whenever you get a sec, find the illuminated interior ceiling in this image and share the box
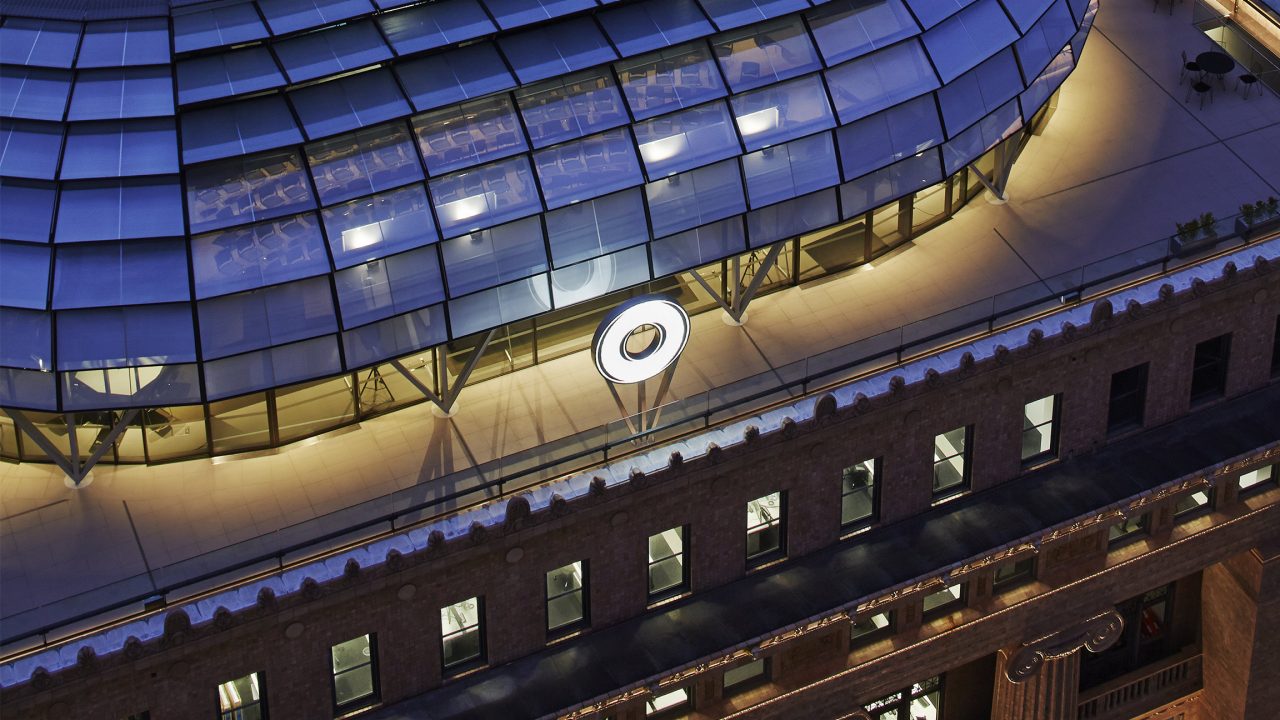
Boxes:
[0,0,1095,431]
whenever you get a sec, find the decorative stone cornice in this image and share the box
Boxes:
[1005,609,1125,682]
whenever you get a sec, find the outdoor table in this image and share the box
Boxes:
[1196,51,1235,83]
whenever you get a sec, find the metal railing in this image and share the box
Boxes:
[2,214,1274,652]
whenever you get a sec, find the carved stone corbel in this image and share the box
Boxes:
[1005,609,1125,682]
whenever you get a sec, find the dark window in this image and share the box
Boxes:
[217,672,266,720]
[1239,464,1277,495]
[1021,395,1059,463]
[841,458,879,529]
[922,583,965,617]
[993,556,1036,592]
[1271,315,1279,377]
[862,675,943,718]
[648,526,688,601]
[645,686,692,717]
[850,609,894,644]
[746,492,785,565]
[932,426,971,497]
[1108,513,1148,546]
[1107,363,1148,433]
[441,597,484,670]
[547,560,588,634]
[1190,334,1231,404]
[1173,488,1213,518]
[722,658,770,694]
[331,634,378,711]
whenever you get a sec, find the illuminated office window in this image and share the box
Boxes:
[1239,465,1277,495]
[932,426,971,497]
[547,560,587,634]
[746,491,785,564]
[841,458,879,529]
[922,583,964,617]
[1021,395,1059,462]
[1173,488,1212,518]
[863,675,943,719]
[1109,513,1148,546]
[331,635,378,711]
[217,672,265,720]
[441,597,484,669]
[648,526,687,600]
[850,610,893,643]
[646,686,691,717]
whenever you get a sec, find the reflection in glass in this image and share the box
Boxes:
[533,128,642,208]
[616,43,726,120]
[413,95,527,175]
[306,122,422,205]
[516,68,628,148]
[713,16,821,92]
[192,213,328,299]
[186,150,314,234]
[806,0,920,66]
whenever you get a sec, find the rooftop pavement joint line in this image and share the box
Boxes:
[1,234,1276,689]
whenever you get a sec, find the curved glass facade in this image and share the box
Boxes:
[0,0,1097,463]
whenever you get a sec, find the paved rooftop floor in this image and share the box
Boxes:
[3,0,1280,637]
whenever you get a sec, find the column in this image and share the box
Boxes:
[990,610,1124,720]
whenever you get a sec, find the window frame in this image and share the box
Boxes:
[862,674,944,719]
[546,559,589,637]
[722,657,771,695]
[1107,362,1149,434]
[647,525,689,603]
[1020,393,1061,465]
[216,671,267,720]
[745,491,787,567]
[1189,333,1231,405]
[1108,512,1149,547]
[932,425,972,498]
[849,608,895,645]
[992,556,1037,593]
[440,596,486,673]
[330,633,379,714]
[645,684,694,718]
[922,582,967,619]
[1172,487,1214,520]
[1238,464,1278,496]
[840,457,880,532]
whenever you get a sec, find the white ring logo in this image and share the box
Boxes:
[592,296,690,385]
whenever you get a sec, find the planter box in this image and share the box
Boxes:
[1234,213,1280,239]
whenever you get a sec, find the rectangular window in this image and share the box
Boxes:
[1190,334,1231,404]
[723,658,770,694]
[863,675,943,719]
[331,635,377,711]
[1107,363,1148,433]
[547,560,587,634]
[922,583,965,617]
[850,609,893,643]
[648,526,688,600]
[932,426,971,497]
[1173,488,1212,519]
[841,458,879,529]
[993,557,1036,592]
[441,597,484,670]
[217,672,265,720]
[746,491,785,564]
[1108,513,1148,546]
[1239,464,1277,495]
[1021,395,1059,463]
[646,686,692,717]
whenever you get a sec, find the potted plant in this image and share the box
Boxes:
[1235,196,1280,237]
[1175,218,1200,247]
[1198,211,1217,240]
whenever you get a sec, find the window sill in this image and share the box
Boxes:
[335,700,381,719]
[839,521,876,540]
[441,659,488,680]
[930,488,968,506]
[1020,453,1059,471]
[746,554,787,573]
[647,590,690,610]
[546,626,587,646]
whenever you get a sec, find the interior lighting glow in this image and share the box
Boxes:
[341,223,382,253]
[736,107,779,136]
[592,296,690,385]
[638,134,690,164]
[439,193,493,223]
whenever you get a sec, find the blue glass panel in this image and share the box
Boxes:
[825,39,939,124]
[55,178,184,242]
[0,366,58,408]
[342,304,448,367]
[52,239,189,308]
[0,308,52,370]
[616,43,726,121]
[181,95,303,164]
[57,304,197,370]
[741,132,839,207]
[731,74,835,151]
[634,101,739,177]
[712,16,820,93]
[68,67,173,120]
[645,158,745,237]
[258,0,374,35]
[204,335,340,399]
[0,179,56,241]
[62,361,202,410]
[535,128,643,209]
[651,217,745,275]
[198,276,338,359]
[322,184,438,269]
[274,21,391,84]
[1015,0,1076,83]
[937,48,1023,136]
[412,95,528,175]
[0,66,72,121]
[745,188,838,247]
[545,188,649,267]
[498,17,617,84]
[428,155,541,237]
[396,43,515,112]
[0,241,50,309]
[1001,0,1055,32]
[447,274,550,336]
[174,3,269,53]
[836,94,943,180]
[290,69,411,140]
[482,0,596,29]
[335,245,446,326]
[1020,46,1072,119]
[598,0,714,57]
[176,47,285,105]
[377,0,494,55]
[186,150,316,234]
[941,98,1021,173]
[550,245,651,308]
[77,19,169,68]
[0,19,81,68]
[192,213,330,299]
[805,0,921,66]
[697,0,808,31]
[440,215,547,296]
[839,148,942,217]
[516,69,628,149]
[0,119,63,180]
[904,0,976,28]
[306,122,423,205]
[61,119,178,179]
[922,0,1019,83]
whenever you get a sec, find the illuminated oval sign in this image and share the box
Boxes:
[592,296,690,384]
